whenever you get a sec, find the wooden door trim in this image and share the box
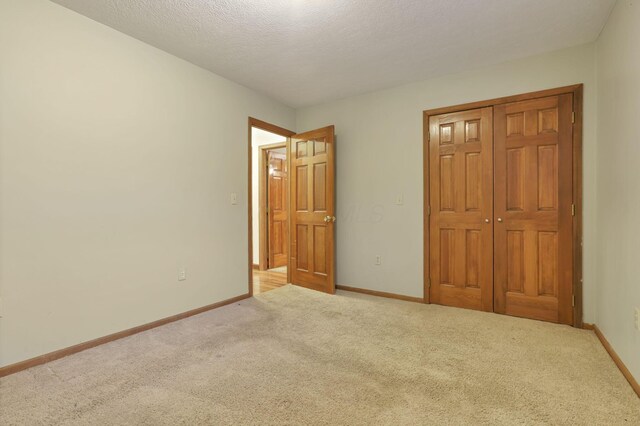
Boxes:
[336,285,425,304]
[571,88,584,329]
[423,84,582,117]
[422,84,584,327]
[0,293,250,378]
[584,323,640,398]
[258,142,287,271]
[248,118,295,296]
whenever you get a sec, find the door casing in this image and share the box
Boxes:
[422,84,584,327]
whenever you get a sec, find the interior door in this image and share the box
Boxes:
[289,126,335,294]
[429,108,494,311]
[267,150,288,268]
[494,94,573,324]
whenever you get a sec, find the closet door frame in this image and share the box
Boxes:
[422,84,584,328]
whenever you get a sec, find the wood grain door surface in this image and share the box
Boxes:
[429,107,494,311]
[267,150,288,268]
[428,94,574,324]
[290,126,335,294]
[494,94,574,324]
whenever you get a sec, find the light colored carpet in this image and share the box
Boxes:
[1,285,638,425]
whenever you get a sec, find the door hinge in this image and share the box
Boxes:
[427,132,431,142]
[427,278,431,288]
[572,111,575,124]
[571,204,576,216]
[572,295,575,307]
[427,205,431,216]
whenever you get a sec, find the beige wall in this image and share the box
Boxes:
[0,0,295,367]
[296,44,598,321]
[595,0,640,382]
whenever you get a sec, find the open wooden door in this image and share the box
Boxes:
[267,150,288,268]
[289,126,335,294]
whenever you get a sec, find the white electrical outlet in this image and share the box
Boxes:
[230,192,238,205]
[178,268,187,281]
[635,307,640,331]
[395,193,404,205]
[375,255,382,266]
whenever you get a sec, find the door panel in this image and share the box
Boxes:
[290,126,335,293]
[267,150,288,268]
[429,108,493,311]
[494,94,573,324]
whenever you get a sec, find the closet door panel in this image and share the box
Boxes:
[494,95,573,324]
[429,107,494,312]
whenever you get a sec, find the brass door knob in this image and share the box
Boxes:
[485,219,490,223]
[497,218,503,223]
[324,215,337,223]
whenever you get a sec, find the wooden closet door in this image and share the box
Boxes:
[429,108,494,311]
[494,94,573,324]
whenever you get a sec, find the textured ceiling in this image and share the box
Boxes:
[51,0,615,107]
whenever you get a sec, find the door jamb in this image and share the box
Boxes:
[258,142,288,271]
[248,118,295,296]
[422,84,584,327]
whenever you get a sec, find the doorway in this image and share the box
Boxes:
[249,120,294,295]
[423,85,584,327]
[255,142,289,295]
[248,118,337,297]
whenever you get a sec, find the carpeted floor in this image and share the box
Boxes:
[1,285,638,425]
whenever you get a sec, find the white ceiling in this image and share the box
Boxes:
[51,0,615,108]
